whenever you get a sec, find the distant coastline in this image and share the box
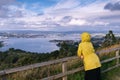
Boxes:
[0,30,120,53]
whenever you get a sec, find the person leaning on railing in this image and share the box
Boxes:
[77,32,101,80]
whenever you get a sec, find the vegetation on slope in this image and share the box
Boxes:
[102,66,120,80]
[0,30,120,80]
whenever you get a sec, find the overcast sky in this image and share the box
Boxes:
[0,0,120,31]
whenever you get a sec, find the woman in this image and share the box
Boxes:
[77,32,101,80]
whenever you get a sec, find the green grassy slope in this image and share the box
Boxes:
[102,66,120,80]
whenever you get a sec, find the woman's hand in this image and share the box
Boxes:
[80,55,84,59]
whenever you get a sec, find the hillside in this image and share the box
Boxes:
[102,66,120,80]
[0,43,120,80]
[0,30,120,80]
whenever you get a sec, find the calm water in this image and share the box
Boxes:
[0,37,59,53]
[0,33,81,53]
[1,30,118,53]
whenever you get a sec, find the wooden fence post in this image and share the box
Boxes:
[0,71,7,80]
[2,75,7,80]
[62,61,67,80]
[116,50,119,66]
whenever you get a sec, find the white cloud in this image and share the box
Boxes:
[68,19,87,26]
[45,0,80,13]
[0,0,119,31]
[53,0,80,9]
[92,21,109,26]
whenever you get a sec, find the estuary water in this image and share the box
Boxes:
[0,37,59,53]
[0,31,81,53]
[1,30,117,53]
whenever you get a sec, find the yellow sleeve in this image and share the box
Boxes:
[77,44,82,57]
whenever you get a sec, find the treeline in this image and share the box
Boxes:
[0,44,77,70]
[0,48,57,70]
[0,30,120,70]
[0,41,78,70]
[101,30,120,47]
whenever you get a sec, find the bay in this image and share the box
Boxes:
[1,30,118,53]
[0,37,59,53]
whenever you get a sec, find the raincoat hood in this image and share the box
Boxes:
[81,32,91,42]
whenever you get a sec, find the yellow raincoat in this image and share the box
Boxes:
[77,32,101,71]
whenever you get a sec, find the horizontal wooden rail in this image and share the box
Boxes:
[41,67,84,80]
[0,56,78,76]
[96,46,120,54]
[102,64,120,73]
[0,47,120,80]
[42,55,120,80]
[101,56,120,63]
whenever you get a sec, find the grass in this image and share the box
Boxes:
[0,44,120,80]
[102,66,120,80]
[0,54,119,80]
[68,71,84,80]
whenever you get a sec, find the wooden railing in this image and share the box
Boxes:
[0,47,120,80]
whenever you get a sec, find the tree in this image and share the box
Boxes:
[102,30,116,47]
[59,41,77,57]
